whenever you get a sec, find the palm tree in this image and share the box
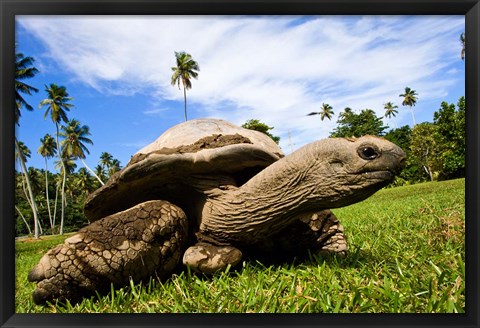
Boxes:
[307,103,334,121]
[15,141,41,237]
[15,140,31,164]
[15,52,39,124]
[460,32,465,61]
[16,141,32,204]
[94,164,107,184]
[171,51,200,121]
[99,152,113,171]
[39,83,73,235]
[338,107,353,120]
[384,102,399,129]
[108,158,122,177]
[399,87,418,126]
[76,168,95,195]
[38,134,57,231]
[60,119,104,185]
[26,167,43,197]
[15,52,41,238]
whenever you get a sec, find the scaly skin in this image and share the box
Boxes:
[28,200,187,305]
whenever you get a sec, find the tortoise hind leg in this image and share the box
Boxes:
[28,200,188,305]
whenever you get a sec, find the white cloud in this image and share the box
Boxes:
[143,107,171,116]
[18,15,464,153]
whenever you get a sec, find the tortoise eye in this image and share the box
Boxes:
[358,146,379,160]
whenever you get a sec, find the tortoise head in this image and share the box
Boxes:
[289,135,406,208]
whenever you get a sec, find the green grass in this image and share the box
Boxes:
[16,178,465,313]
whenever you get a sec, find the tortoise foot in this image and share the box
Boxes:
[183,243,242,274]
[306,210,349,256]
[28,200,188,305]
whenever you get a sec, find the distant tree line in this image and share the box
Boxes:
[15,51,123,238]
[15,153,122,237]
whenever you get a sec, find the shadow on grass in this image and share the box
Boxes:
[237,244,381,272]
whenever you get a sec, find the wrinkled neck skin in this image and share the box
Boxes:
[200,137,403,245]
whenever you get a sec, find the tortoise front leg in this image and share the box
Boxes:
[182,243,243,274]
[250,209,348,260]
[303,209,349,256]
[27,200,188,305]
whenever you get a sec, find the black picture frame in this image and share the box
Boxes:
[1,0,479,327]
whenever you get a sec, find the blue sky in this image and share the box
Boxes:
[15,15,465,172]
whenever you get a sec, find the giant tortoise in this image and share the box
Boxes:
[28,118,406,304]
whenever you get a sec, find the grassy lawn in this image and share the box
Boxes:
[15,178,465,313]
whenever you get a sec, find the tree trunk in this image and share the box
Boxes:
[423,165,434,181]
[409,107,416,126]
[15,138,40,239]
[15,205,32,236]
[183,85,188,121]
[53,180,59,233]
[44,158,54,230]
[80,158,104,185]
[55,123,67,235]
[60,169,66,235]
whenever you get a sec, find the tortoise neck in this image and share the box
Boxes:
[199,143,339,244]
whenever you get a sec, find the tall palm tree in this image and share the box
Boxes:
[460,32,465,61]
[307,103,334,121]
[39,83,73,235]
[15,51,41,238]
[38,134,57,230]
[171,51,200,121]
[60,119,104,185]
[15,52,39,124]
[399,87,418,126]
[384,102,399,129]
[15,140,31,164]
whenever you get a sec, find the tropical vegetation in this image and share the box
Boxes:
[242,119,280,144]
